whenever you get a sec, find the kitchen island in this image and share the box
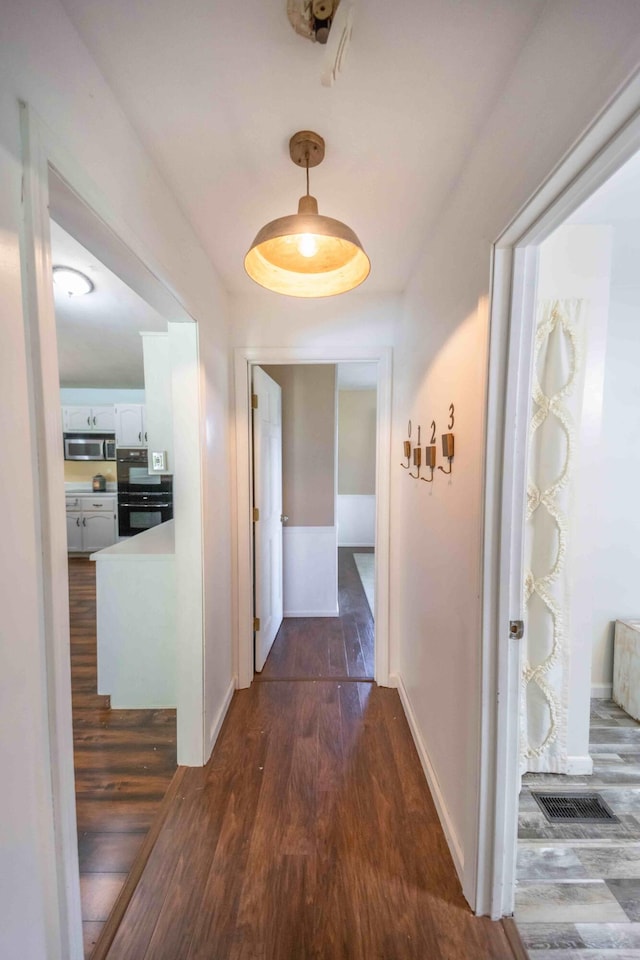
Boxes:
[91,520,176,708]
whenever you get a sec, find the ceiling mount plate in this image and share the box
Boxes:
[289,130,325,168]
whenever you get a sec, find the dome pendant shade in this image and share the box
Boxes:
[244,133,370,298]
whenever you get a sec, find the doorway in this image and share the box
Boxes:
[20,107,206,959]
[234,347,392,691]
[479,83,640,924]
[252,362,377,681]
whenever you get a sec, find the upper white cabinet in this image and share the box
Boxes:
[141,333,173,474]
[62,404,116,433]
[114,404,146,447]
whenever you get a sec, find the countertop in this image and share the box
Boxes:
[65,483,117,494]
[90,520,174,561]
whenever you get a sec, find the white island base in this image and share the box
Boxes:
[91,520,176,709]
[613,618,640,723]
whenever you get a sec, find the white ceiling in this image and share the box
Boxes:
[51,220,166,387]
[58,0,545,295]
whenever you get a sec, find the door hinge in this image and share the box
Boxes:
[251,393,258,409]
[253,617,261,632]
[253,507,260,522]
[509,620,524,640]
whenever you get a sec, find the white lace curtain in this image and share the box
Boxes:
[521,298,587,773]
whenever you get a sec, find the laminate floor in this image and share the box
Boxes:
[516,699,640,957]
[257,547,374,681]
[105,679,514,960]
[69,558,177,957]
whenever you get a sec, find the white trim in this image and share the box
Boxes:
[234,346,392,689]
[592,683,613,700]
[20,100,83,960]
[394,673,464,883]
[565,755,594,775]
[479,71,640,920]
[284,609,340,618]
[206,678,236,757]
[338,543,375,548]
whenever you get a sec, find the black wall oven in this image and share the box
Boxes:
[116,448,173,538]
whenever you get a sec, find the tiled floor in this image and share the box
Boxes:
[516,699,640,958]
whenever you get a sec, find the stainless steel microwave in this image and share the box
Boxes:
[63,435,116,461]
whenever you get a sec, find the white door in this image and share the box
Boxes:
[252,366,283,672]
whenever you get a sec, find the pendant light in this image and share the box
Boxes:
[244,131,370,298]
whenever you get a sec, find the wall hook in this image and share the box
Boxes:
[401,439,411,469]
[409,445,422,479]
[421,445,436,483]
[437,433,454,475]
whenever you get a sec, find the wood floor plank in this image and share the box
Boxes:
[68,557,177,957]
[106,680,514,960]
[257,548,375,681]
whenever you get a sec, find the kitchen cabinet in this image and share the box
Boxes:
[65,495,117,553]
[114,404,147,447]
[62,405,116,432]
[66,512,83,552]
[141,333,173,473]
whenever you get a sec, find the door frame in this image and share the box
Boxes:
[19,103,207,956]
[478,72,640,919]
[234,346,392,689]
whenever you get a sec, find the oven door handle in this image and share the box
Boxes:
[119,502,172,508]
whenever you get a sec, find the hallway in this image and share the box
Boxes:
[102,548,515,959]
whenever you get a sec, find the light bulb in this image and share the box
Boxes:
[297,234,318,258]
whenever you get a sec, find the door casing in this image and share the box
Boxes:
[478,70,640,919]
[234,347,393,690]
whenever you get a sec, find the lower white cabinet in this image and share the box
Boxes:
[65,496,117,553]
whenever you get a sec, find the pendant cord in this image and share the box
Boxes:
[305,156,310,196]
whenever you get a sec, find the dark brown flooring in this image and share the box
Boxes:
[105,681,513,960]
[103,546,513,959]
[257,547,374,681]
[69,558,177,957]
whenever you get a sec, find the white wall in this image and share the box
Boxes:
[537,224,613,765]
[591,223,640,694]
[390,1,640,904]
[0,1,231,955]
[60,387,145,404]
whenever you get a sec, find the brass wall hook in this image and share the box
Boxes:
[437,433,454,475]
[409,445,422,479]
[421,445,436,483]
[401,439,411,469]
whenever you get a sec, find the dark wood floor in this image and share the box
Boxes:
[257,547,375,680]
[105,680,513,959]
[69,558,177,957]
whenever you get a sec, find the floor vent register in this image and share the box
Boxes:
[532,792,619,823]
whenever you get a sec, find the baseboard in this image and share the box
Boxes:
[526,754,593,775]
[338,541,375,548]
[394,672,465,885]
[206,678,236,760]
[566,754,594,775]
[284,608,339,617]
[592,683,612,699]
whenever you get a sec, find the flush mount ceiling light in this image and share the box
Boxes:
[52,265,94,296]
[244,130,370,298]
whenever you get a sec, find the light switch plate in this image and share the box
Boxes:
[151,450,167,471]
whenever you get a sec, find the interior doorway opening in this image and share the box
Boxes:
[480,78,640,927]
[20,105,206,959]
[233,347,392,691]
[252,362,378,681]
